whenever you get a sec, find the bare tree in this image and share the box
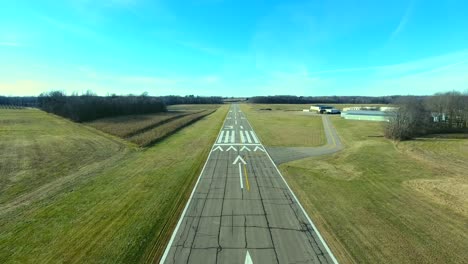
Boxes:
[385,97,429,140]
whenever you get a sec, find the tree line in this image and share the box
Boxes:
[385,91,468,140]
[1,92,224,122]
[160,95,223,105]
[0,96,37,107]
[248,95,404,104]
[37,91,167,122]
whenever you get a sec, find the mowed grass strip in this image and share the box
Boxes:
[279,117,468,263]
[86,111,190,138]
[240,104,325,147]
[0,108,126,206]
[0,105,228,263]
[128,109,216,146]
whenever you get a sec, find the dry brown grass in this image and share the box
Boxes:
[0,106,228,263]
[86,112,190,138]
[128,110,216,146]
[278,118,468,263]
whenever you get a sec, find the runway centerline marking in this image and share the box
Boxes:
[244,164,250,191]
[238,163,243,189]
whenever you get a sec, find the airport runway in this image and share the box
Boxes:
[160,104,338,264]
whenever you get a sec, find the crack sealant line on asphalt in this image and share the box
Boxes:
[160,106,230,264]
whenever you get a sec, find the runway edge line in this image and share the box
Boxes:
[159,107,229,264]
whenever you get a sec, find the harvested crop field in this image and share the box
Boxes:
[87,112,190,138]
[88,108,217,146]
[127,109,216,146]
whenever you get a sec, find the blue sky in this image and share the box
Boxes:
[1,0,467,96]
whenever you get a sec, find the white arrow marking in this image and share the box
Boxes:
[240,125,244,129]
[254,146,265,152]
[245,251,253,264]
[226,146,237,151]
[232,155,247,165]
[212,146,223,152]
[240,146,251,152]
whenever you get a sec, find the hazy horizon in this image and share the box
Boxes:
[1,0,468,97]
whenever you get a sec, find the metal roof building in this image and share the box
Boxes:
[341,110,395,122]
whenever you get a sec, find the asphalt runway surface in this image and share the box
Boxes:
[161,104,338,264]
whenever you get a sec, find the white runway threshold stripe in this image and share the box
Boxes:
[230,131,235,143]
[244,130,252,143]
[249,131,259,143]
[240,130,245,143]
[224,130,230,143]
[217,130,225,143]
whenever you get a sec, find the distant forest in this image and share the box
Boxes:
[385,91,468,140]
[0,91,223,122]
[248,95,405,104]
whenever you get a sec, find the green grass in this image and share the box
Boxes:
[279,117,468,263]
[240,104,325,147]
[86,111,189,138]
[0,106,228,263]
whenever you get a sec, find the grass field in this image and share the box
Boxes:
[87,112,190,138]
[278,117,468,263]
[0,108,126,207]
[88,108,217,147]
[240,104,326,147]
[128,109,215,146]
[0,106,228,263]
